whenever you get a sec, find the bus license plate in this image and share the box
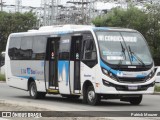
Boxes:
[128,86,138,90]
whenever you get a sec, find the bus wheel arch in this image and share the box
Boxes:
[28,77,35,91]
[28,78,46,99]
[129,95,143,105]
[82,80,100,105]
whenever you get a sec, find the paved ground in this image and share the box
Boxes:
[0,102,160,120]
[0,82,160,120]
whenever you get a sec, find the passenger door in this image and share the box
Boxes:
[70,35,82,94]
[58,35,71,94]
[58,34,83,94]
[47,37,60,89]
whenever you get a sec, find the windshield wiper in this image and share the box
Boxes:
[117,42,126,68]
[120,41,126,60]
[128,45,146,67]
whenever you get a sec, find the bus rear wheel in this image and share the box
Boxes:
[29,81,46,99]
[87,86,100,105]
[129,95,142,105]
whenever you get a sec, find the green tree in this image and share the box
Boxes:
[145,4,160,64]
[92,5,160,65]
[93,6,149,36]
[0,11,37,53]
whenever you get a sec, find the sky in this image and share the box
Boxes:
[2,0,158,10]
[3,0,41,7]
[3,0,121,10]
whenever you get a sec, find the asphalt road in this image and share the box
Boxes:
[0,82,160,113]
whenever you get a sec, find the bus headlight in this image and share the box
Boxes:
[102,68,117,81]
[148,69,155,79]
[102,68,109,75]
[146,69,155,81]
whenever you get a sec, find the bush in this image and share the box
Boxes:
[0,74,5,81]
[155,85,160,92]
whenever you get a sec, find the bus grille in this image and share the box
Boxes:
[118,77,146,83]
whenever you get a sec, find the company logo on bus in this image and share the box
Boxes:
[21,68,43,75]
[27,68,35,74]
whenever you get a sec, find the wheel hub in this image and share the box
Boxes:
[31,85,36,96]
[88,91,95,102]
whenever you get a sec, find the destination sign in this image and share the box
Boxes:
[98,35,137,42]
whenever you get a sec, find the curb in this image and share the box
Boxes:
[0,99,85,111]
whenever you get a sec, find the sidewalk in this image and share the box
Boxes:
[153,92,160,95]
[0,81,5,83]
[0,101,110,120]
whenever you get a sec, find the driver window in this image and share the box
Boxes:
[83,39,97,60]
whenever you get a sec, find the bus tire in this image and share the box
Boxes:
[29,81,46,99]
[87,86,100,105]
[129,95,142,105]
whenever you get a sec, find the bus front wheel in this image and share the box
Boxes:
[29,81,46,99]
[87,86,100,105]
[129,95,142,105]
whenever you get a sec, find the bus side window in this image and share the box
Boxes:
[20,36,33,60]
[83,39,97,60]
[32,36,47,60]
[8,37,21,60]
[82,33,97,68]
[59,35,71,60]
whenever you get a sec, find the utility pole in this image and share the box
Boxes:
[15,0,22,12]
[81,0,84,24]
[44,0,47,26]
[1,0,3,11]
[51,0,54,25]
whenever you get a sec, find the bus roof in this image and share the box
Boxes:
[38,24,136,32]
[10,24,137,37]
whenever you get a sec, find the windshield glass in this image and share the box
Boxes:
[96,31,152,65]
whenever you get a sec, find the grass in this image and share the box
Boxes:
[0,74,5,81]
[155,85,160,92]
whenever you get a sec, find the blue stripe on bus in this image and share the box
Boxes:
[93,27,109,31]
[136,75,145,78]
[58,60,69,86]
[100,59,121,75]
[17,76,36,80]
[100,60,146,78]
[55,31,73,35]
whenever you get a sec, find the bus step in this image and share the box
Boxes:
[49,86,59,89]
[47,89,59,94]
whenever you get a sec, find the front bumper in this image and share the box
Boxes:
[98,77,155,94]
[102,79,155,91]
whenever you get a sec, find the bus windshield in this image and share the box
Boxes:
[95,31,153,66]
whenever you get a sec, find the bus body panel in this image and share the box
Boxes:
[5,25,155,103]
[58,60,70,94]
[35,80,46,92]
[69,61,74,94]
[44,61,49,89]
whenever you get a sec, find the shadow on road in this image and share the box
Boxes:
[12,94,140,107]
